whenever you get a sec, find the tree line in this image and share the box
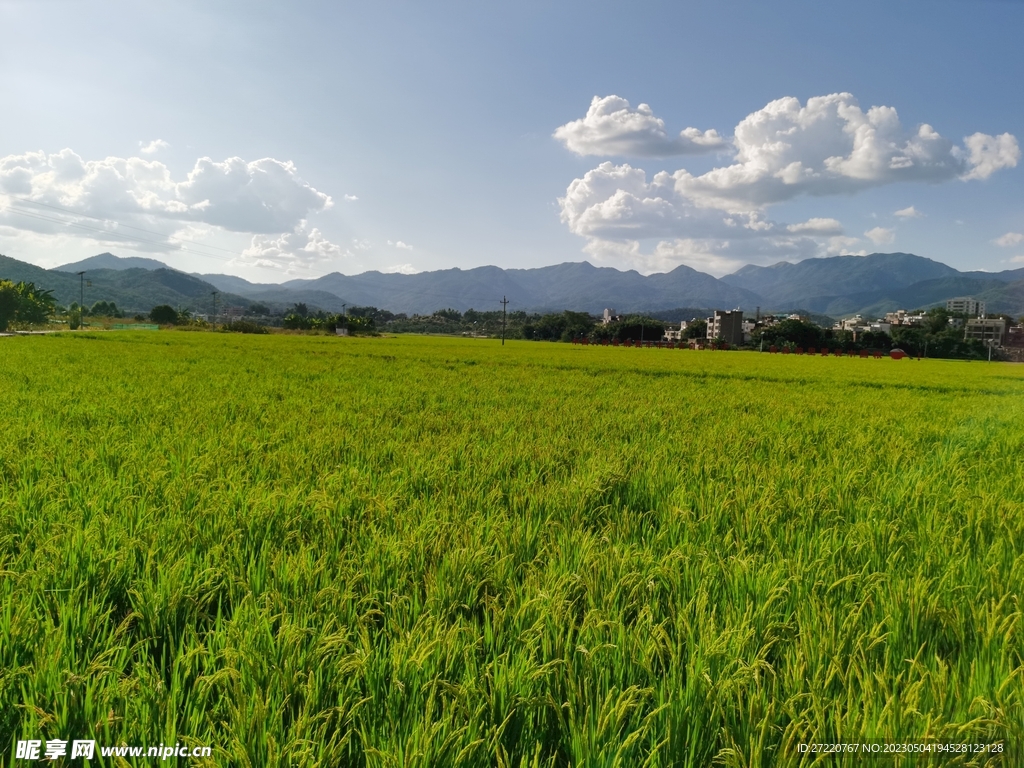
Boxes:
[3,284,1018,361]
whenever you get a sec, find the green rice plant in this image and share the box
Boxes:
[1,332,1022,766]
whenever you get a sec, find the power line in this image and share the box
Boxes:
[8,196,245,256]
[2,204,241,264]
[2,196,522,311]
[1,195,296,277]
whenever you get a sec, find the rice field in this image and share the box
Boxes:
[2,331,1023,766]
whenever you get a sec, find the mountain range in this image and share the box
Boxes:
[1,250,1022,319]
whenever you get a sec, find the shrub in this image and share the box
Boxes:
[149,305,180,325]
[221,320,269,334]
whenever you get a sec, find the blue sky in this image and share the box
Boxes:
[1,0,1022,280]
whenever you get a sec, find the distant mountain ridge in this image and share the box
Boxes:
[54,252,172,272]
[721,253,1024,315]
[0,254,252,314]
[1,251,1022,318]
[274,261,762,315]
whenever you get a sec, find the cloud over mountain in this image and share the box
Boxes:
[865,226,896,245]
[787,218,844,235]
[1,150,333,234]
[557,92,1019,274]
[236,222,345,273]
[0,148,343,270]
[671,93,1019,211]
[994,232,1024,247]
[554,96,726,157]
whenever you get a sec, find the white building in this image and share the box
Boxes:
[838,315,866,332]
[602,308,622,325]
[947,297,985,317]
[664,319,695,342]
[965,317,1009,345]
[884,310,926,326]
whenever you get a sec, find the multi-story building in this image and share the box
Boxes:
[884,310,905,325]
[664,318,701,342]
[884,310,926,326]
[838,315,866,331]
[706,310,744,346]
[965,317,1010,345]
[947,297,985,317]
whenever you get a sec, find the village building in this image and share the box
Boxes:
[706,310,744,346]
[965,316,1010,345]
[947,297,986,317]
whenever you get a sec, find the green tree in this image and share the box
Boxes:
[149,305,180,325]
[0,280,56,330]
[432,308,462,322]
[283,313,311,330]
[592,315,667,342]
[756,319,826,349]
[922,307,951,335]
[521,311,596,342]
[0,280,18,332]
[685,319,707,339]
[89,300,122,318]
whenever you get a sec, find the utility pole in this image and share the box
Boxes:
[211,291,218,325]
[76,271,85,329]
[500,296,509,345]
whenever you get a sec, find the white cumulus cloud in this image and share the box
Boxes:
[555,92,1017,274]
[894,206,923,218]
[387,239,413,250]
[961,132,1021,180]
[994,232,1024,247]
[558,161,858,274]
[553,95,726,157]
[385,263,419,274]
[174,156,332,233]
[0,149,331,234]
[787,218,844,235]
[139,139,170,155]
[236,221,346,273]
[668,93,1019,212]
[0,148,335,260]
[864,226,895,245]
